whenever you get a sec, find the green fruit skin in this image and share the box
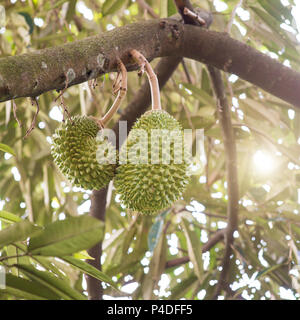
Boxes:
[114,110,191,215]
[51,115,116,190]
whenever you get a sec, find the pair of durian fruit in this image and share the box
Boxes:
[51,51,191,215]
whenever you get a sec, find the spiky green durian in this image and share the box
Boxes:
[114,110,191,215]
[51,115,116,190]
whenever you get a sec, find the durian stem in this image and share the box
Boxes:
[129,49,162,111]
[99,59,128,128]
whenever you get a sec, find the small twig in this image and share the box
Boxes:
[225,75,235,107]
[100,58,128,127]
[12,99,22,127]
[181,102,194,130]
[167,245,188,254]
[23,98,40,139]
[165,229,226,269]
[181,59,193,84]
[54,71,70,103]
[225,0,243,34]
[205,137,212,191]
[88,78,98,90]
[0,253,27,262]
[129,49,161,110]
[165,256,189,269]
[201,211,227,220]
[53,71,73,123]
[232,123,300,166]
[62,96,72,123]
[174,0,201,25]
[136,0,159,19]
[183,7,206,26]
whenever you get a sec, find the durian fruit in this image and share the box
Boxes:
[51,115,116,190]
[114,109,191,215]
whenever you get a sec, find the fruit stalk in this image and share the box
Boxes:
[99,58,128,127]
[129,49,162,111]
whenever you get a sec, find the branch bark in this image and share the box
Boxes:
[0,19,300,108]
[86,188,107,300]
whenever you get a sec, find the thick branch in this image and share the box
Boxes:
[0,19,300,108]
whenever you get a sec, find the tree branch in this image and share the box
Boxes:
[174,1,239,299]
[207,66,239,299]
[165,229,226,269]
[225,0,243,34]
[0,19,300,108]
[86,188,107,300]
[136,0,159,19]
[174,0,204,26]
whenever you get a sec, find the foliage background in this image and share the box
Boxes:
[0,0,300,300]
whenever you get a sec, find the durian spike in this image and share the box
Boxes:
[129,49,161,111]
[100,58,128,127]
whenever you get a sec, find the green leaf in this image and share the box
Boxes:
[3,273,60,300]
[0,220,42,248]
[66,0,77,22]
[73,250,94,260]
[16,263,86,300]
[181,83,215,106]
[62,256,120,291]
[167,0,177,17]
[51,0,69,9]
[181,218,203,282]
[0,210,22,223]
[0,143,15,156]
[142,232,167,299]
[18,12,34,34]
[258,0,292,23]
[28,215,104,256]
[256,263,285,279]
[241,98,280,126]
[102,0,126,16]
[148,217,164,252]
[169,274,198,300]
